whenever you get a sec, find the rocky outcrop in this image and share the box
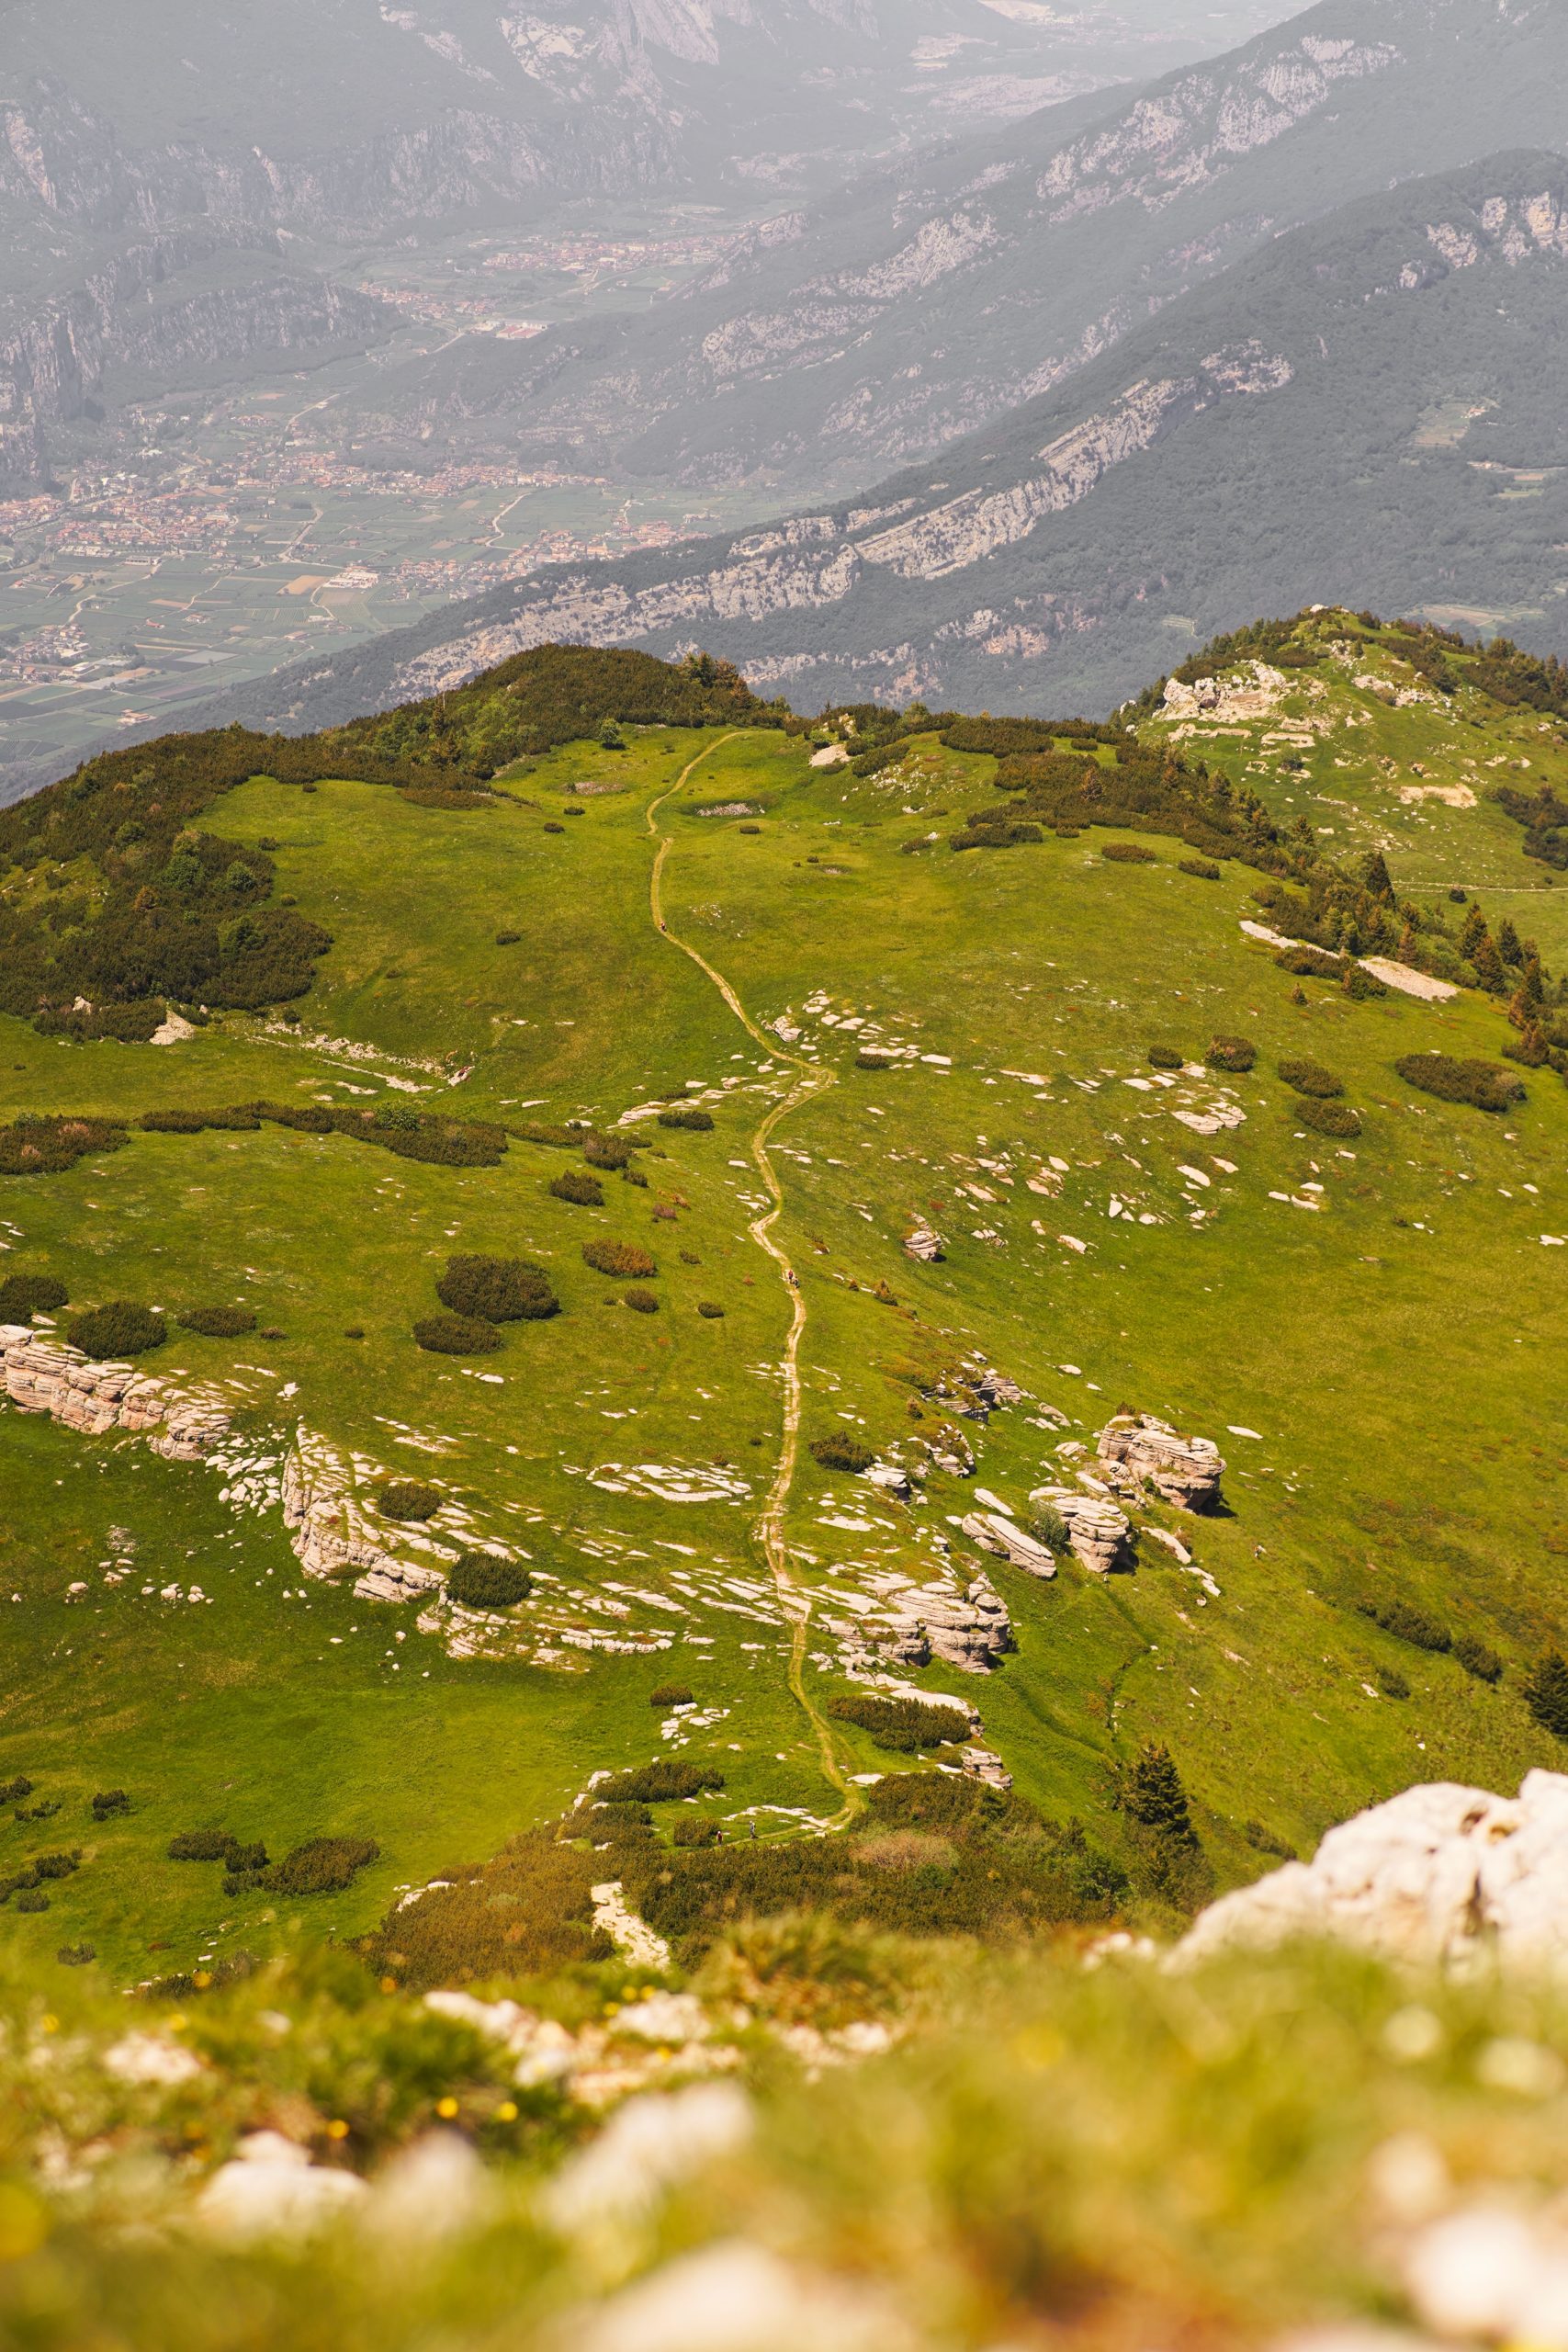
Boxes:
[960,1511,1056,1579]
[961,1746,1013,1792]
[903,1222,944,1263]
[824,1567,1014,1676]
[1,1326,229,1459]
[1179,1773,1568,1973]
[280,1445,444,1599]
[1096,1414,1224,1512]
[1030,1486,1134,1574]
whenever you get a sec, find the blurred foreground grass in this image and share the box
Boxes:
[2,1918,1566,2349]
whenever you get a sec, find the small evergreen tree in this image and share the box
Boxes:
[1122,1743,1198,1849]
[1524,1650,1568,1742]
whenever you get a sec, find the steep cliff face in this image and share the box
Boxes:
[166,153,1568,737]
[367,0,1568,501]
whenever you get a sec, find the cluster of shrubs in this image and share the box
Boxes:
[416,1253,561,1356]
[169,1827,378,1898]
[658,1107,715,1132]
[1277,1057,1342,1099]
[1179,858,1221,881]
[0,1114,128,1178]
[1206,1035,1257,1073]
[0,1851,80,1912]
[67,1302,166,1359]
[0,1272,68,1322]
[1101,842,1157,865]
[827,1694,968,1753]
[950,817,1043,853]
[810,1431,875,1474]
[550,1170,604,1206]
[1356,1595,1503,1682]
[1394,1053,1526,1114]
[133,1100,513,1169]
[91,1789,130,1819]
[649,1682,694,1708]
[1293,1101,1362,1138]
[600,1759,727,1805]
[378,1480,444,1522]
[446,1553,531,1611]
[1276,944,1348,982]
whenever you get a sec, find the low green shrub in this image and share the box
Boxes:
[1206,1035,1257,1073]
[1101,842,1156,864]
[1028,1504,1072,1552]
[1276,945,1347,980]
[1295,1101,1362,1137]
[658,1108,715,1132]
[168,1829,241,1862]
[828,1694,967,1752]
[1278,1058,1343,1099]
[1394,1053,1525,1113]
[1358,1595,1450,1654]
[436,1256,559,1322]
[624,1287,660,1314]
[90,1791,130,1820]
[601,1759,726,1804]
[14,1890,48,1913]
[550,1170,604,1206]
[811,1431,875,1474]
[141,1107,259,1134]
[1454,1634,1504,1685]
[1525,1650,1568,1740]
[1179,858,1221,880]
[176,1306,257,1338]
[67,1302,166,1358]
[697,1302,726,1319]
[1242,1821,1296,1860]
[446,1553,531,1611]
[494,931,521,944]
[650,1683,694,1708]
[511,1120,588,1148]
[378,1480,443,1522]
[856,1048,895,1070]
[413,1315,504,1356]
[0,1116,129,1177]
[0,1779,33,1804]
[0,1272,68,1321]
[673,1817,722,1848]
[1378,1665,1411,1700]
[55,1943,96,1965]
[1147,1046,1185,1072]
[261,1837,378,1897]
[583,1134,635,1170]
[1344,966,1388,1000]
[583,1241,656,1279]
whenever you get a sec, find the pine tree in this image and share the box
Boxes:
[1122,1743,1199,1848]
[1362,850,1395,903]
[1460,905,1488,961]
[1472,931,1507,991]
[1497,917,1523,966]
[1524,1651,1568,1743]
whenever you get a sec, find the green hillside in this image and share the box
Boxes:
[4,626,1568,1984]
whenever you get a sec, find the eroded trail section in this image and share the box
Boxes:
[645,745,856,1822]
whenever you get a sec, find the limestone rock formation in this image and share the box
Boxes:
[1029,1486,1134,1574]
[1179,1772,1568,1973]
[1,1328,230,1461]
[960,1511,1056,1579]
[961,1745,1013,1792]
[1096,1413,1225,1512]
[903,1222,945,1263]
[826,1568,1014,1676]
[280,1446,444,1600]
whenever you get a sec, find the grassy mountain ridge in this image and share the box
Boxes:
[5,628,1568,1991]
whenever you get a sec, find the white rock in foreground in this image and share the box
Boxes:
[1180,1772,1568,1972]
[197,2132,367,2244]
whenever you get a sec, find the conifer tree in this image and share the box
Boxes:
[1460,905,1488,961]
[1497,917,1523,966]
[1122,1743,1199,1849]
[1472,930,1506,991]
[1524,1651,1568,1743]
[1362,850,1394,903]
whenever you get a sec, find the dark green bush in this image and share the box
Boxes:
[1344,966,1388,1001]
[67,1302,166,1359]
[1525,1651,1568,1740]
[1454,1634,1504,1685]
[436,1256,559,1322]
[1377,1665,1410,1700]
[14,1890,49,1914]
[827,1694,967,1752]
[658,1108,714,1132]
[672,1817,722,1848]
[56,1944,96,1965]
[91,1790,130,1819]
[856,1049,895,1070]
[378,1480,443,1522]
[1179,858,1221,880]
[446,1553,531,1610]
[1276,945,1346,980]
[1358,1595,1450,1654]
[261,1837,378,1897]
[811,1431,875,1474]
[649,1683,694,1707]
[1206,1035,1257,1073]
[550,1170,604,1206]
[0,1116,128,1177]
[1278,1057,1343,1099]
[141,1107,259,1133]
[697,1302,726,1319]
[0,1272,68,1321]
[495,931,521,945]
[583,1133,635,1170]
[1028,1504,1072,1552]
[168,1829,241,1862]
[1242,1821,1296,1860]
[1147,1046,1185,1072]
[624,1287,660,1315]
[176,1305,258,1338]
[601,1760,726,1804]
[1394,1053,1525,1113]
[1101,842,1156,864]
[583,1241,656,1279]
[1295,1100,1362,1138]
[0,1779,33,1804]
[413,1315,504,1356]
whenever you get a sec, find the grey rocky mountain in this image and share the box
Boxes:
[0,0,1289,494]
[171,149,1568,729]
[359,0,1568,504]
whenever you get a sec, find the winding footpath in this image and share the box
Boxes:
[645,741,859,1826]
